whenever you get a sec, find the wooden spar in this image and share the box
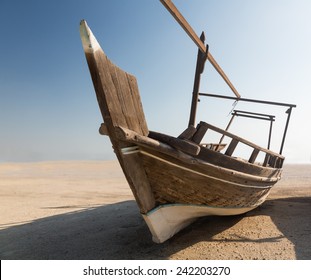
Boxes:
[148,131,201,156]
[160,0,241,98]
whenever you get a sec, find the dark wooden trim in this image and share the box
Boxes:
[178,125,197,140]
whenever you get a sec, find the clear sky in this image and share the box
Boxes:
[1,0,310,163]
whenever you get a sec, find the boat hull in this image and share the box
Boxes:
[139,148,274,208]
[143,204,258,243]
[120,146,276,242]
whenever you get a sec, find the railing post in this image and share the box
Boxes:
[279,107,292,155]
[225,138,239,156]
[267,117,273,149]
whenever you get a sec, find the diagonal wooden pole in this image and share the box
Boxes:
[160,0,241,98]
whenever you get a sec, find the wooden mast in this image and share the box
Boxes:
[159,0,241,99]
[188,32,207,127]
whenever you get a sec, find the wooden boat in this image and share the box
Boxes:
[79,0,296,243]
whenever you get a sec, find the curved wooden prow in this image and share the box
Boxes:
[80,20,155,214]
[80,20,149,137]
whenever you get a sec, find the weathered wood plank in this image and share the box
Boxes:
[120,152,156,213]
[263,154,271,167]
[141,151,272,208]
[249,148,260,163]
[108,60,148,136]
[126,73,149,136]
[192,122,208,143]
[225,138,239,156]
[149,131,200,156]
[178,125,197,140]
[268,156,278,168]
[80,21,148,137]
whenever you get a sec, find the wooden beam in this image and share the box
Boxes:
[149,131,201,156]
[178,125,197,140]
[160,0,241,98]
[249,148,260,164]
[192,122,208,144]
[225,138,239,156]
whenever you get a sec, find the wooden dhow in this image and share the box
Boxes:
[79,0,296,243]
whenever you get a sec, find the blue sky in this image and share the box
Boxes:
[0,0,310,163]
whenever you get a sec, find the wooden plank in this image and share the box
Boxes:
[141,152,273,208]
[178,125,197,140]
[268,156,279,168]
[225,138,239,156]
[263,154,271,167]
[126,73,149,136]
[120,152,156,214]
[149,131,200,156]
[192,122,208,143]
[248,148,260,163]
[80,20,148,137]
[115,126,200,164]
[198,146,281,177]
[108,61,148,136]
[159,0,241,98]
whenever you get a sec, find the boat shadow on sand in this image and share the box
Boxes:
[0,196,310,260]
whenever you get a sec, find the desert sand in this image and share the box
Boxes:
[0,161,310,260]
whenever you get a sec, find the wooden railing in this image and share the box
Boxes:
[192,121,285,168]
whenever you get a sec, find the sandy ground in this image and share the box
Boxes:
[0,161,310,260]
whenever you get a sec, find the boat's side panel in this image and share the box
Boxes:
[139,149,273,208]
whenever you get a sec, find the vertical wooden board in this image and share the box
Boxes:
[263,154,271,167]
[192,122,208,143]
[249,148,260,163]
[178,125,197,140]
[121,152,156,213]
[126,73,149,136]
[225,138,239,156]
[108,61,148,135]
[89,51,128,131]
[107,60,137,130]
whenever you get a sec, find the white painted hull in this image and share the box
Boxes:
[143,204,256,243]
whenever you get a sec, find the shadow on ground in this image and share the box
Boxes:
[0,196,310,259]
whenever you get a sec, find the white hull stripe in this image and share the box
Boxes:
[120,146,140,155]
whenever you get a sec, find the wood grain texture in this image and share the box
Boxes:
[80,22,155,213]
[149,131,200,156]
[140,150,271,208]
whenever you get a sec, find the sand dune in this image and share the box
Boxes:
[0,161,310,259]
